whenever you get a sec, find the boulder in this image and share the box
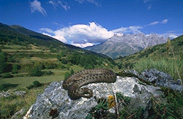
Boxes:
[24,76,163,119]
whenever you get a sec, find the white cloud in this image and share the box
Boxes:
[148,21,159,26]
[112,26,143,34]
[48,1,57,9]
[40,28,54,34]
[71,42,94,48]
[30,0,47,16]
[169,34,178,39]
[146,19,168,26]
[49,0,70,10]
[40,22,114,46]
[161,19,168,24]
[165,34,178,39]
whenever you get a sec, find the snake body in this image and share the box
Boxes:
[62,69,116,100]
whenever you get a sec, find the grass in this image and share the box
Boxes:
[0,85,47,119]
[0,65,84,90]
[0,75,64,89]
[134,57,183,80]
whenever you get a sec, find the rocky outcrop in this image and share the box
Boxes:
[24,76,163,119]
[123,69,183,92]
[0,91,26,98]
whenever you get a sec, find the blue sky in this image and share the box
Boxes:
[0,0,183,47]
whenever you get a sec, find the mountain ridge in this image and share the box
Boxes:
[86,33,167,59]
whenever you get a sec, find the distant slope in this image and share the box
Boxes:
[115,35,183,66]
[86,33,166,59]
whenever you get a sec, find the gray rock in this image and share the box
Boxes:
[0,90,26,98]
[24,76,163,119]
[142,69,183,92]
[124,69,183,92]
[0,91,11,98]
[14,91,26,97]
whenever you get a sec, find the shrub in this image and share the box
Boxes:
[12,64,19,74]
[29,66,43,76]
[2,73,13,78]
[64,69,74,80]
[43,71,53,76]
[26,81,42,89]
[64,72,71,80]
[33,81,42,87]
[0,83,18,91]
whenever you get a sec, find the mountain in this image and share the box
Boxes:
[86,33,167,59]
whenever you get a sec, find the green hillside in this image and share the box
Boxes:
[115,35,183,79]
[0,22,118,88]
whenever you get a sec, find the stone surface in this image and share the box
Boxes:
[24,76,163,119]
[0,91,11,98]
[127,69,183,92]
[0,91,26,98]
[14,91,26,97]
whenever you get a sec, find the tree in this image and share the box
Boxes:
[29,66,43,76]
[12,64,19,74]
[0,52,7,73]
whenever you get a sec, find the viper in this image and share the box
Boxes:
[62,69,116,100]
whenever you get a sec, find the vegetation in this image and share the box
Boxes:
[0,51,7,73]
[0,83,18,91]
[0,85,47,119]
[26,81,42,89]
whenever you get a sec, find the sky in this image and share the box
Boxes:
[0,0,183,47]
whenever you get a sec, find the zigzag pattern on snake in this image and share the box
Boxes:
[62,69,117,100]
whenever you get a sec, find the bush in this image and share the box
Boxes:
[0,83,18,91]
[0,52,7,73]
[43,71,53,76]
[26,81,42,89]
[64,69,74,80]
[64,72,71,80]
[12,64,19,74]
[2,73,13,78]
[29,66,43,76]
[33,81,42,87]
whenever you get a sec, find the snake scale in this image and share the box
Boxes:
[62,69,117,100]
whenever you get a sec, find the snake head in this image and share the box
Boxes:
[80,88,93,98]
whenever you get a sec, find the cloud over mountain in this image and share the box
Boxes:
[40,22,114,47]
[40,20,178,48]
